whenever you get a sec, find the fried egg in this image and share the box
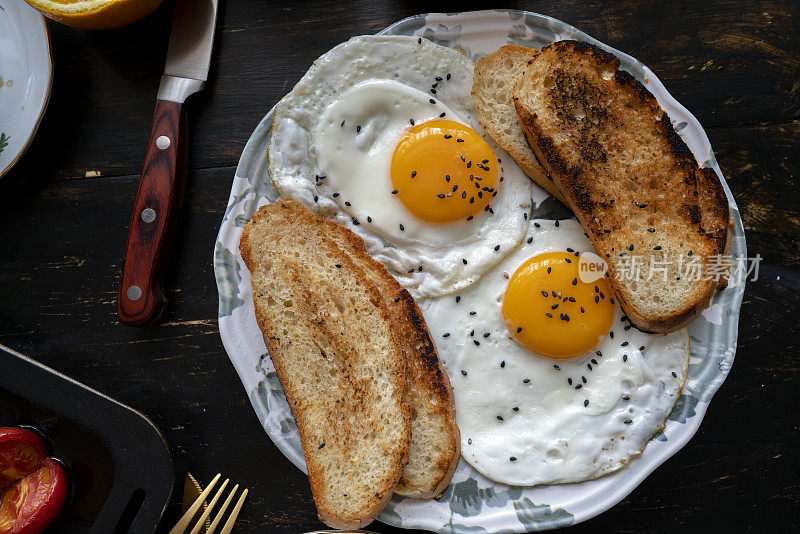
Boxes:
[422,219,689,485]
[269,36,532,297]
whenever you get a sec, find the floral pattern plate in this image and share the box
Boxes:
[0,0,51,178]
[214,10,746,532]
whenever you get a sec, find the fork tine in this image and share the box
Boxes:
[189,479,229,534]
[218,488,248,534]
[168,473,221,534]
[206,484,238,534]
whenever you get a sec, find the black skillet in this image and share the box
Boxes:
[0,343,173,533]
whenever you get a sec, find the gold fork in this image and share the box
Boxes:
[168,473,248,534]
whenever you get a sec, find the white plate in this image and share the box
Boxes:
[0,0,51,178]
[214,10,746,532]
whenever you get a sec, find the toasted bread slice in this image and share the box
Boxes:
[322,220,460,499]
[473,45,566,203]
[240,201,411,530]
[513,40,728,333]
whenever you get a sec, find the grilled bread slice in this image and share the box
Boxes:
[240,201,411,530]
[321,216,460,499]
[513,40,729,333]
[473,45,566,204]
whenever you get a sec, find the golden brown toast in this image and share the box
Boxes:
[472,45,566,203]
[513,40,729,333]
[240,201,411,529]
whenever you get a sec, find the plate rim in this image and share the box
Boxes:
[215,8,746,532]
[0,3,53,179]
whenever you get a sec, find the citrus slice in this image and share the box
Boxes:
[25,0,164,30]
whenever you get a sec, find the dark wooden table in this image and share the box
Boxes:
[1,1,798,532]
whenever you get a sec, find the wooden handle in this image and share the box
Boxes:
[118,99,187,326]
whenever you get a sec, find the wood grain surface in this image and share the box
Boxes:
[0,1,798,532]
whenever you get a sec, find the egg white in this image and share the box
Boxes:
[421,219,690,486]
[269,35,532,297]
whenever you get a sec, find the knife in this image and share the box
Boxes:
[118,0,218,326]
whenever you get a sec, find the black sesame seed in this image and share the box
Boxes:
[497,415,503,421]
[319,442,325,449]
[509,456,517,461]
[461,370,467,376]
[581,376,587,383]
[391,189,398,195]
[470,311,477,316]
[494,245,500,252]
[356,125,361,133]
[513,406,519,411]
[345,201,351,206]
[595,296,600,303]
[621,341,629,347]
[332,192,340,197]
[446,73,451,80]
[572,277,577,285]
[463,258,468,265]
[541,290,548,297]
[457,138,464,143]
[500,360,505,367]
[484,332,490,338]
[628,244,634,251]
[648,227,656,232]
[534,222,540,228]
[569,297,576,302]
[584,399,589,407]
[314,195,319,202]
[418,265,423,272]
[410,119,415,126]
[565,258,572,263]
[672,371,678,378]
[418,37,422,44]
[443,332,451,338]
[640,346,645,351]
[653,245,662,250]
[623,354,628,362]
[554,365,560,370]
[435,76,442,81]
[623,395,630,401]
[444,134,452,139]
[455,296,461,303]
[545,313,553,318]
[335,264,341,268]
[411,170,417,178]
[609,331,614,339]
[581,307,585,313]
[367,216,372,222]
[603,229,611,233]
[551,291,557,298]
[474,340,480,346]
[469,330,474,337]
[399,224,404,231]
[437,193,446,199]
[394,296,400,303]
[429,98,436,104]
[516,327,523,333]
[340,120,345,127]
[523,378,530,383]
[547,266,552,274]
[575,384,582,389]
[551,303,559,310]
[639,203,648,208]
[430,88,437,94]
[555,220,560,227]
[527,237,534,244]
[439,112,446,117]
[466,215,473,221]
[597,351,603,357]
[624,419,632,424]
[568,378,573,385]
[587,363,593,370]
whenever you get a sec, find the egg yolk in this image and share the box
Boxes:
[390,120,499,223]
[502,252,614,359]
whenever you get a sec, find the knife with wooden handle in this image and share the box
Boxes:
[118,0,218,326]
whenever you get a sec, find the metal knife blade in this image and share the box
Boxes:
[158,0,218,103]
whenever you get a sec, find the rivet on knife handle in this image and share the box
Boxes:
[118,99,187,326]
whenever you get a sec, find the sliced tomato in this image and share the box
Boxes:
[0,459,67,534]
[0,429,47,491]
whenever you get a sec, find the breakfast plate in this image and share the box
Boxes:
[0,0,52,178]
[215,10,747,532]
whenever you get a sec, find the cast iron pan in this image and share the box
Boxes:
[0,343,173,533]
